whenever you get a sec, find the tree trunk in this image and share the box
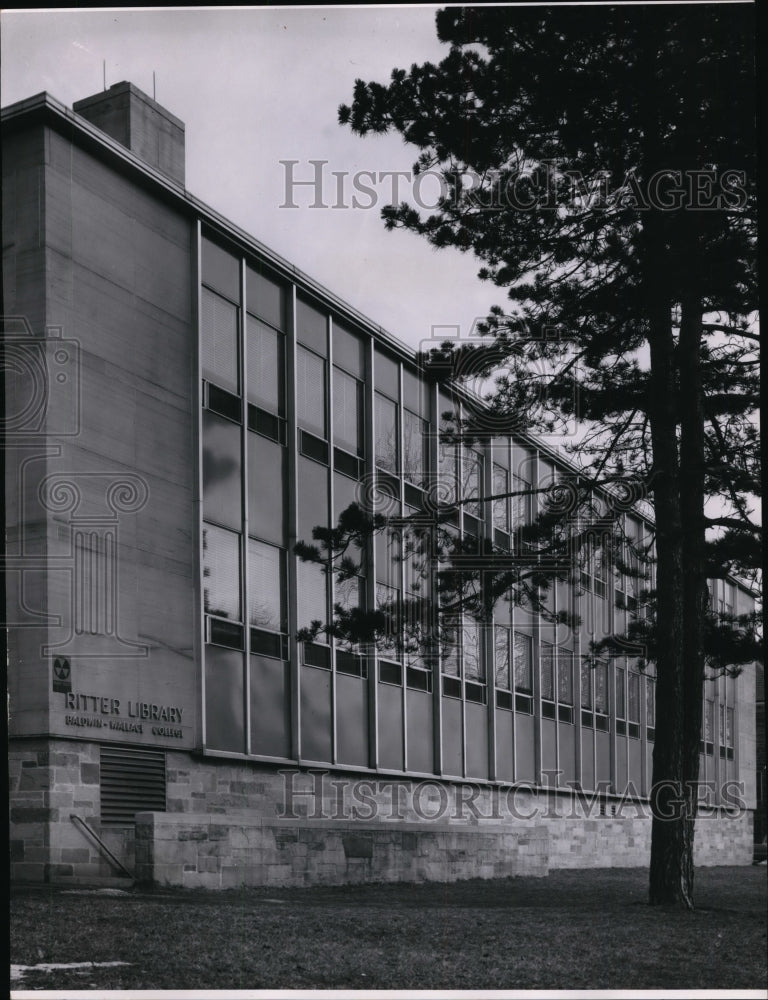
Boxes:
[646,294,688,906]
[678,290,708,907]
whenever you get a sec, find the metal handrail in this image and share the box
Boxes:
[70,814,134,880]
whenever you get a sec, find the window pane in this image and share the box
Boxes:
[297,558,326,629]
[495,626,510,690]
[336,574,363,615]
[646,677,656,727]
[463,622,484,681]
[581,659,592,708]
[441,620,460,677]
[248,540,286,632]
[247,431,285,545]
[297,297,327,355]
[375,529,401,588]
[628,672,640,722]
[558,651,573,705]
[595,662,608,713]
[704,698,714,742]
[246,266,284,331]
[247,316,283,414]
[297,455,328,543]
[203,409,242,530]
[439,441,457,504]
[616,666,626,718]
[403,543,425,597]
[203,523,241,620]
[376,582,401,650]
[462,450,483,519]
[202,237,240,301]
[333,321,364,377]
[493,464,509,532]
[540,643,554,701]
[403,409,427,486]
[403,367,428,417]
[375,392,398,473]
[333,367,363,455]
[202,287,239,393]
[374,350,399,399]
[296,346,326,437]
[513,631,533,693]
[512,474,531,528]
[594,545,607,584]
[726,707,734,746]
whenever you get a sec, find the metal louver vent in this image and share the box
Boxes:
[100,747,167,825]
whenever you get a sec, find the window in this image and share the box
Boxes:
[496,625,532,711]
[246,265,284,332]
[495,625,511,691]
[296,346,326,439]
[542,642,575,721]
[374,350,399,400]
[247,315,283,416]
[720,704,735,760]
[514,632,533,694]
[439,441,458,510]
[203,523,241,622]
[440,619,461,682]
[249,540,287,659]
[333,322,365,377]
[462,450,483,514]
[202,236,240,300]
[646,676,656,740]
[556,650,574,720]
[248,540,287,633]
[440,618,485,702]
[593,543,608,599]
[335,573,365,651]
[375,392,398,473]
[376,582,401,651]
[403,409,428,486]
[201,287,239,393]
[512,473,532,547]
[580,658,593,726]
[594,661,609,729]
[333,367,363,456]
[703,698,714,754]
[202,410,242,530]
[540,642,555,704]
[581,659,592,709]
[297,558,327,630]
[463,621,484,682]
[493,463,510,537]
[628,671,640,737]
[615,664,626,735]
[297,297,327,355]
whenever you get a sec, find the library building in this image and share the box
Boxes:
[3,82,759,887]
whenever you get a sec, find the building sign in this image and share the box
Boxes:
[61,691,186,739]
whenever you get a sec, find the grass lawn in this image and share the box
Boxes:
[10,865,767,991]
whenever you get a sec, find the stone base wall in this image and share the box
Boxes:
[9,741,755,885]
[134,813,549,889]
[546,810,753,869]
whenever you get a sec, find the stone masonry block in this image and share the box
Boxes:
[81,763,100,784]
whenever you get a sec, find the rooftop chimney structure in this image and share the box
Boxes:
[73,80,185,185]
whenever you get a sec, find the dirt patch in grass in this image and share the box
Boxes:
[10,866,767,991]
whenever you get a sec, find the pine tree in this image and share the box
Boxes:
[299,4,759,907]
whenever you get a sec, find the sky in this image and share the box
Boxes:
[1,5,508,354]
